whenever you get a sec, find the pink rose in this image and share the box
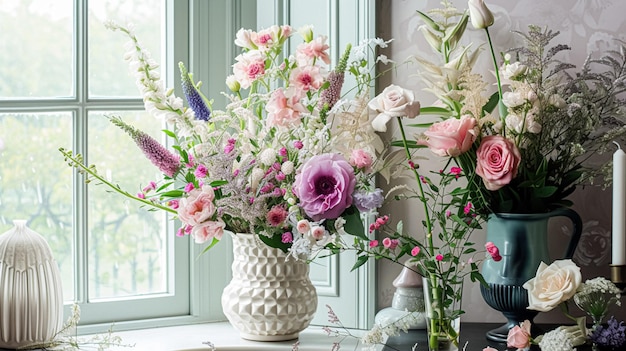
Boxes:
[177,186,217,226]
[191,219,225,244]
[475,135,521,191]
[418,115,478,157]
[311,226,326,240]
[293,153,356,221]
[507,320,532,349]
[296,219,311,234]
[368,85,421,132]
[266,88,307,128]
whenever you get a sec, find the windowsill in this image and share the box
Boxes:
[101,322,382,351]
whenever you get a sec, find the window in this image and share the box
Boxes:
[0,0,195,328]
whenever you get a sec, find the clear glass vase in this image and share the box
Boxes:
[422,276,463,351]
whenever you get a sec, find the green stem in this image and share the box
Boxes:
[60,148,177,214]
[484,27,507,134]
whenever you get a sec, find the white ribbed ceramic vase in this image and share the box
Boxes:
[0,220,64,348]
[221,233,317,341]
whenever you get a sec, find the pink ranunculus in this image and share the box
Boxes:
[177,186,217,226]
[232,51,266,89]
[368,85,421,132]
[475,135,522,191]
[507,320,532,349]
[296,35,331,65]
[293,153,356,221]
[418,115,478,157]
[266,87,306,128]
[191,219,225,244]
[289,65,325,93]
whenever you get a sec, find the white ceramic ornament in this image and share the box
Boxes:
[0,220,64,348]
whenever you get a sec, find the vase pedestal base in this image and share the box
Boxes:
[485,323,509,343]
[239,332,299,342]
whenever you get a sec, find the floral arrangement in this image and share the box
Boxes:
[410,0,626,216]
[328,0,626,348]
[495,259,624,351]
[60,22,394,258]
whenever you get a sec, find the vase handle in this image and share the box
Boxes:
[549,208,582,259]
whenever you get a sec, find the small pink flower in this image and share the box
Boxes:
[186,154,195,168]
[137,192,146,199]
[450,166,462,176]
[176,227,185,237]
[281,232,293,243]
[349,149,373,171]
[369,240,379,248]
[266,205,288,227]
[382,237,398,249]
[507,320,532,349]
[168,199,180,209]
[411,246,420,256]
[279,147,288,156]
[311,226,326,240]
[224,138,236,154]
[275,172,286,181]
[485,242,502,262]
[184,182,195,193]
[435,254,444,261]
[194,164,208,178]
[420,175,427,184]
[297,219,311,234]
[408,160,417,169]
[293,140,304,149]
[464,201,473,215]
[142,181,157,193]
[445,210,451,217]
[369,223,377,233]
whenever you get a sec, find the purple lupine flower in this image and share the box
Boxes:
[319,44,351,110]
[179,62,211,121]
[109,116,181,177]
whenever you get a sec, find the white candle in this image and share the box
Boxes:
[613,142,626,265]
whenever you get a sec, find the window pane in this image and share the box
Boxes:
[0,113,74,300]
[88,0,163,98]
[87,111,167,300]
[0,0,73,99]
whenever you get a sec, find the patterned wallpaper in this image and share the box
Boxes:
[375,0,626,324]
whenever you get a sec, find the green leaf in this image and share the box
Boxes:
[351,255,370,272]
[209,180,228,187]
[390,140,423,149]
[343,206,367,240]
[533,186,558,198]
[415,10,440,32]
[162,129,177,138]
[200,237,221,255]
[483,91,500,115]
[257,233,290,253]
[160,189,185,198]
[419,106,454,116]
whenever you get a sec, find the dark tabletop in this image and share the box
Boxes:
[382,323,594,351]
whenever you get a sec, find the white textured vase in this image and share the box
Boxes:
[0,220,64,349]
[221,233,317,341]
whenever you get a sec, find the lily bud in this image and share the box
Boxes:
[418,25,442,52]
[468,0,494,29]
[298,25,314,43]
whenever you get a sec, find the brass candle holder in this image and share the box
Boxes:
[610,264,626,293]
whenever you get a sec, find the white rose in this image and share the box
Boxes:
[523,259,582,312]
[502,91,526,108]
[368,85,421,132]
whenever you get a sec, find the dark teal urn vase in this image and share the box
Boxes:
[479,208,582,342]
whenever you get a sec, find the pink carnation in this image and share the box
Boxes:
[266,88,307,128]
[232,51,266,89]
[349,149,373,171]
[296,36,330,65]
[289,65,325,93]
[266,205,288,227]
